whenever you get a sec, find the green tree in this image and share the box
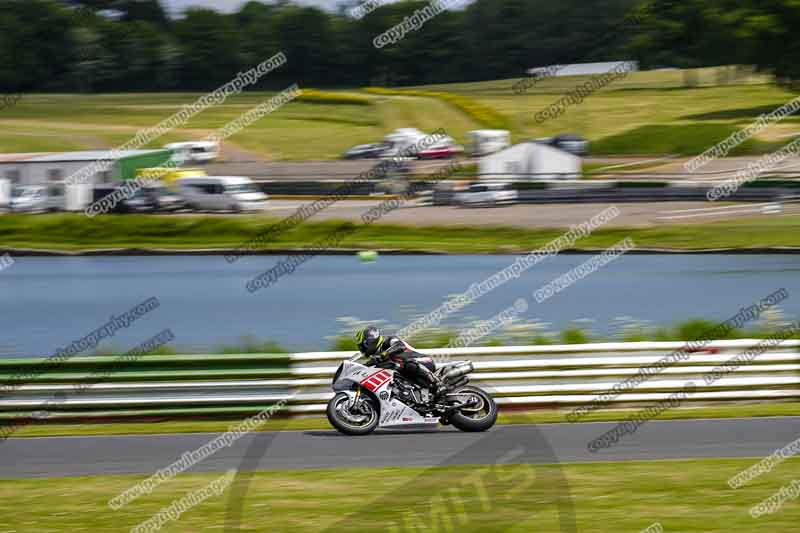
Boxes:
[0,0,77,91]
[175,8,242,89]
[272,6,337,86]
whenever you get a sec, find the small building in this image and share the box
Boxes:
[527,61,639,77]
[0,149,174,187]
[479,142,581,181]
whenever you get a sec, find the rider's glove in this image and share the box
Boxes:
[384,343,405,357]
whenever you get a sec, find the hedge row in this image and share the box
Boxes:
[297,89,372,106]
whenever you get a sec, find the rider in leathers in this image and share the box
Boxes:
[355,326,443,397]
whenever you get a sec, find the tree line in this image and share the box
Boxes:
[0,0,797,93]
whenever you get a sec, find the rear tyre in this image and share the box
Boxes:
[449,385,497,432]
[327,392,379,436]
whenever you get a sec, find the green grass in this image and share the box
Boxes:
[1,458,798,532]
[6,402,800,439]
[2,68,798,158]
[1,213,800,253]
[0,130,87,153]
[591,123,782,156]
[413,67,800,155]
[0,91,474,160]
[413,66,772,95]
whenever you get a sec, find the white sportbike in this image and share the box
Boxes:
[327,352,497,435]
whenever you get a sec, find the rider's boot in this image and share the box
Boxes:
[419,365,446,401]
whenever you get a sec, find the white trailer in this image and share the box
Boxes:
[479,142,581,181]
[468,130,511,157]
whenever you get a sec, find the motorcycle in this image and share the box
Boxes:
[326,352,497,435]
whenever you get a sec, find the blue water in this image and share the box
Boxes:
[1,254,799,357]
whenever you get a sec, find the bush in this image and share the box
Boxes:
[297,89,371,106]
[217,336,288,354]
[561,327,590,344]
[676,319,740,341]
[330,334,358,352]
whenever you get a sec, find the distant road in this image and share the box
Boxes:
[206,158,460,180]
[244,200,800,228]
[1,417,797,478]
[206,156,800,181]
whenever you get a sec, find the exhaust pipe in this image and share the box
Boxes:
[442,362,474,383]
[447,376,469,390]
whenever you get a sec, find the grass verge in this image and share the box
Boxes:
[591,123,783,156]
[1,214,800,253]
[6,402,800,439]
[1,458,798,532]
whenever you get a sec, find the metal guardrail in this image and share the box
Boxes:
[0,353,292,421]
[0,340,797,421]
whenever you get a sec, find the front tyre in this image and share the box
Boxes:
[327,392,379,436]
[449,385,497,432]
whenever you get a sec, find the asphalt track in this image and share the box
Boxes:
[1,417,797,479]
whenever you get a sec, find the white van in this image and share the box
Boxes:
[165,141,220,164]
[9,184,66,212]
[0,179,10,210]
[10,186,45,212]
[468,130,511,157]
[177,176,268,212]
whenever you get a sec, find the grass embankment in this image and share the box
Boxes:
[1,214,799,253]
[1,458,798,532]
[0,91,475,160]
[419,67,800,155]
[7,403,800,439]
[2,68,798,159]
[364,86,510,130]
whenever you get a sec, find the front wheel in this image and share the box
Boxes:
[327,392,379,436]
[449,385,497,432]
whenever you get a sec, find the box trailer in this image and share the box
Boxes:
[479,142,581,181]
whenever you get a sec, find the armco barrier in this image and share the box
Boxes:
[0,353,292,422]
[0,340,797,422]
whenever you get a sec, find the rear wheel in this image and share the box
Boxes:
[327,392,379,436]
[449,385,497,432]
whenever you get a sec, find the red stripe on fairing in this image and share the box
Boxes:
[361,370,391,391]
